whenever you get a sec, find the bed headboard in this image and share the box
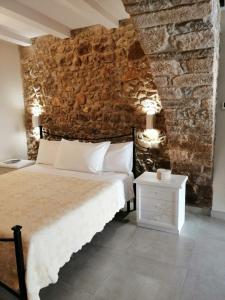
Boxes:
[38,126,137,178]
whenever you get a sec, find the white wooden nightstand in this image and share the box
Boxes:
[0,159,35,175]
[134,172,188,234]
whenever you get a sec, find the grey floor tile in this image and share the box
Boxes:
[121,254,188,288]
[195,215,225,242]
[94,266,185,300]
[91,220,137,252]
[94,268,160,300]
[40,280,93,300]
[0,287,16,300]
[59,246,115,295]
[189,237,225,279]
[179,269,225,300]
[127,226,195,268]
[179,213,200,239]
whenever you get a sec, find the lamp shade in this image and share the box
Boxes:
[146,113,154,129]
[32,115,40,128]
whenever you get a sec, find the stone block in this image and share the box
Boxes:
[137,27,169,54]
[170,30,214,52]
[158,87,183,100]
[193,86,213,98]
[132,2,211,29]
[169,148,190,162]
[153,76,168,87]
[123,0,206,5]
[150,59,183,76]
[173,73,213,87]
[201,98,213,110]
[172,0,211,6]
[182,57,213,73]
[125,0,172,15]
[172,20,212,35]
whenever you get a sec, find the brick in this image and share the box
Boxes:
[158,87,183,99]
[193,86,213,98]
[132,3,211,28]
[150,59,183,76]
[153,76,168,87]
[125,0,172,15]
[173,73,213,87]
[137,26,169,54]
[183,57,213,73]
[170,30,214,52]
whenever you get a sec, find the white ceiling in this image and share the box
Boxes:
[0,0,129,46]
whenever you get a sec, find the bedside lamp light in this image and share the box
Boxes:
[146,113,154,130]
[32,115,40,128]
[32,115,43,139]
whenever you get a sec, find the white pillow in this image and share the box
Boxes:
[103,142,133,174]
[54,139,110,173]
[36,139,60,165]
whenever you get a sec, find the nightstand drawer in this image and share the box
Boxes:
[140,210,175,226]
[140,185,174,202]
[140,196,175,214]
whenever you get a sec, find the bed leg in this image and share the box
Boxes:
[127,201,131,213]
[133,198,136,211]
[12,226,28,300]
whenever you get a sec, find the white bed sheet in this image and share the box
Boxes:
[25,164,134,203]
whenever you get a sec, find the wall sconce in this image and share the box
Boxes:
[32,114,43,139]
[137,95,165,149]
[31,102,43,139]
[146,113,154,130]
[138,129,165,149]
[32,105,42,117]
[141,94,162,115]
[32,115,40,128]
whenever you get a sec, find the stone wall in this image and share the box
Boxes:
[20,20,169,177]
[20,0,220,208]
[122,0,220,208]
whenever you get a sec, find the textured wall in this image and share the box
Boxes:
[0,40,27,161]
[20,0,220,208]
[122,0,220,208]
[20,20,169,176]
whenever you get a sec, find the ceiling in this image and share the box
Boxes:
[0,0,129,46]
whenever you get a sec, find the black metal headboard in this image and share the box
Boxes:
[38,126,137,178]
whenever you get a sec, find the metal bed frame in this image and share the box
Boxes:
[0,126,137,300]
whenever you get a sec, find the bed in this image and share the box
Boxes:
[0,128,136,300]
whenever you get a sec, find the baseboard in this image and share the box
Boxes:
[211,210,225,221]
[186,206,211,216]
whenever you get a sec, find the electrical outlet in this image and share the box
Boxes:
[222,102,225,110]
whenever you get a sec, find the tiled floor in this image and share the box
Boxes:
[1,212,225,300]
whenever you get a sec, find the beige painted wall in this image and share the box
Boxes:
[213,10,225,215]
[0,40,27,161]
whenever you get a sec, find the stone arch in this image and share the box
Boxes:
[122,0,220,208]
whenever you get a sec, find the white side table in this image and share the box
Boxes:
[0,159,35,175]
[134,172,188,234]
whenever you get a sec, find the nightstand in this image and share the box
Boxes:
[0,159,35,175]
[134,172,188,234]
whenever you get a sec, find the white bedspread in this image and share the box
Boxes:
[26,164,134,203]
[0,167,133,300]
